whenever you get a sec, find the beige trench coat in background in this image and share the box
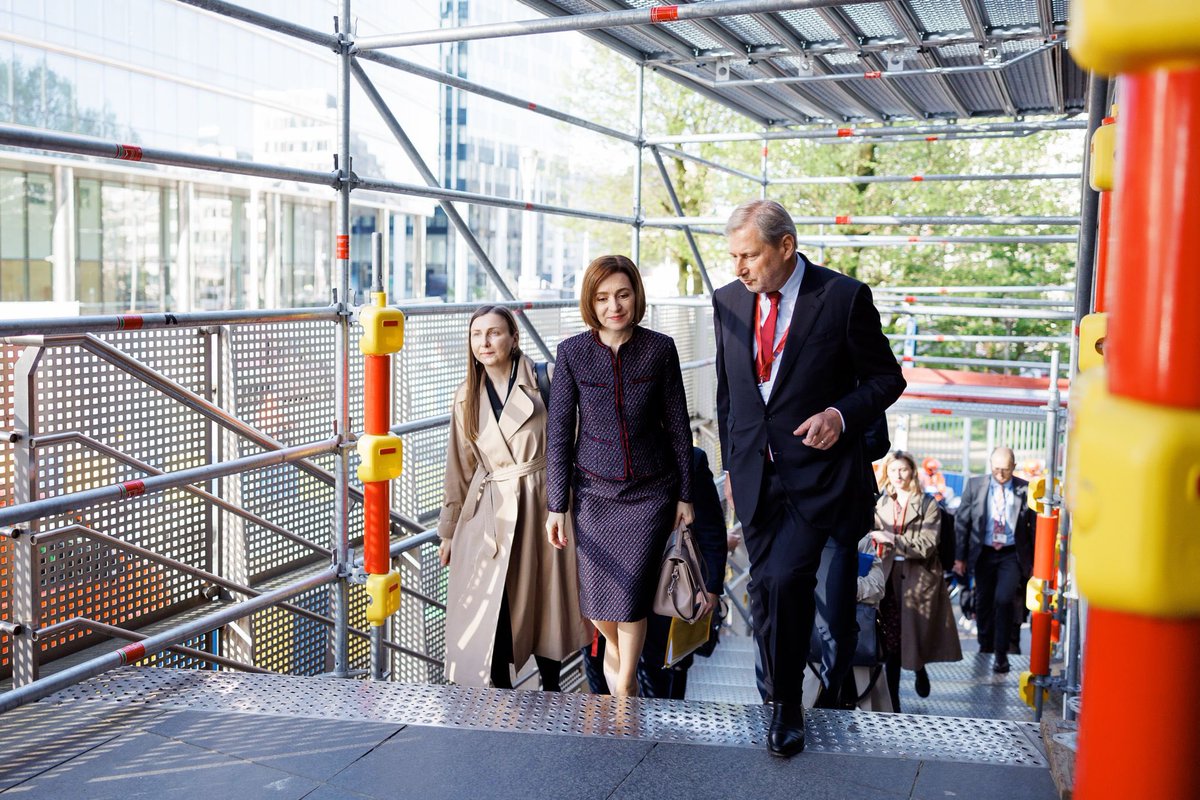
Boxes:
[437,356,591,687]
[873,491,963,671]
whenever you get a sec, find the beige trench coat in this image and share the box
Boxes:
[873,491,963,671]
[437,356,590,687]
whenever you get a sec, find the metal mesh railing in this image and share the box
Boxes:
[0,301,713,685]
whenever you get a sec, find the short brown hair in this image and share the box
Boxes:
[578,255,646,330]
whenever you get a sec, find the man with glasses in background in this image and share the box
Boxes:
[954,447,1036,674]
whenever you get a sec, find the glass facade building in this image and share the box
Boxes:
[0,0,442,313]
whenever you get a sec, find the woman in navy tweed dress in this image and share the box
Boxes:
[546,255,697,697]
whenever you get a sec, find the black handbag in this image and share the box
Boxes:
[850,603,883,667]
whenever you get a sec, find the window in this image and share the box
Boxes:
[0,169,54,302]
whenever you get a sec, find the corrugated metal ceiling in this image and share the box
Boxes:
[517,0,1083,126]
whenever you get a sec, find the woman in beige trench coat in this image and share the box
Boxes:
[437,306,590,689]
[869,451,962,708]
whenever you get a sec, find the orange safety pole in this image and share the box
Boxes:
[1028,509,1058,676]
[363,354,391,576]
[1106,70,1200,408]
[1075,66,1200,800]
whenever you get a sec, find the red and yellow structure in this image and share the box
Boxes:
[1068,2,1200,796]
[356,292,405,626]
[1019,476,1058,711]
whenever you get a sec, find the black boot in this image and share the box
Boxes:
[767,702,806,758]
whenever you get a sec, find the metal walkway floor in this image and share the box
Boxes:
[0,667,1059,799]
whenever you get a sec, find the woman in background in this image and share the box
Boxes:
[438,306,590,689]
[870,450,962,710]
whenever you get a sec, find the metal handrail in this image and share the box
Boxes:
[30,617,271,675]
[0,436,340,528]
[0,566,338,714]
[0,307,339,339]
[28,431,331,558]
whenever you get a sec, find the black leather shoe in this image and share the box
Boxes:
[993,656,1010,674]
[768,702,805,758]
[914,668,931,698]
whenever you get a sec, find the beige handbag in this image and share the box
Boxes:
[653,524,708,622]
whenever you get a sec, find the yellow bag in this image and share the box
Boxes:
[664,609,713,667]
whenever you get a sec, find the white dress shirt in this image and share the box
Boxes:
[754,256,804,403]
[752,255,845,433]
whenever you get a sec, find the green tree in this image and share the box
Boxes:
[567,54,1083,372]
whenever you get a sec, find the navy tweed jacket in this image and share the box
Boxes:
[546,326,694,513]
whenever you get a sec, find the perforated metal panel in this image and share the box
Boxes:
[227,321,336,579]
[25,331,211,669]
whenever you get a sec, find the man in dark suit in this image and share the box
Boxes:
[953,446,1036,674]
[714,200,905,757]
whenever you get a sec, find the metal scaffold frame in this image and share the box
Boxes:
[0,0,1096,716]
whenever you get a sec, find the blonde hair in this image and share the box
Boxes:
[880,450,920,496]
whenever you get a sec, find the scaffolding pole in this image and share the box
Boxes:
[633,64,646,264]
[0,125,337,187]
[644,214,1079,227]
[784,234,1076,246]
[30,430,332,556]
[649,146,713,295]
[771,172,1079,185]
[645,119,1087,145]
[656,147,764,183]
[877,295,1074,308]
[656,40,1061,91]
[0,567,338,714]
[887,333,1073,344]
[878,304,1074,320]
[882,284,1072,294]
[0,307,337,338]
[356,50,636,144]
[353,0,878,50]
[331,2,353,679]
[351,59,556,362]
[354,176,634,225]
[0,436,337,528]
[175,0,336,48]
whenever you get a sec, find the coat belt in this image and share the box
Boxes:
[482,455,546,485]
[463,456,547,558]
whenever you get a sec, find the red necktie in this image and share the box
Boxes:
[756,291,782,384]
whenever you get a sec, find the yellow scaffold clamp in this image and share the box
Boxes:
[356,433,404,483]
[365,570,401,627]
[1026,476,1061,515]
[1019,671,1049,709]
[359,292,405,356]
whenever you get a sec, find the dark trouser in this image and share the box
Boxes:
[491,593,562,691]
[974,546,1021,657]
[743,462,829,705]
[813,537,860,697]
